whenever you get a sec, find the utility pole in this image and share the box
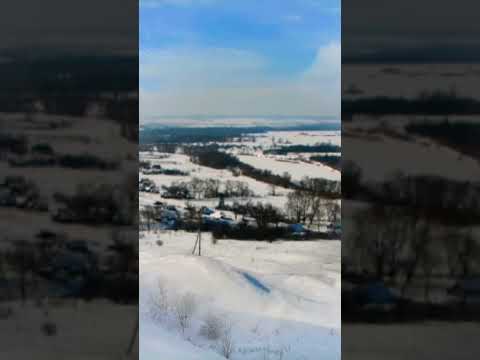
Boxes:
[191,229,201,256]
[198,229,201,256]
[191,207,202,256]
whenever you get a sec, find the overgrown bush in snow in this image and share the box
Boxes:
[199,312,224,340]
[174,292,196,334]
[148,280,170,322]
[41,321,57,336]
[218,320,235,359]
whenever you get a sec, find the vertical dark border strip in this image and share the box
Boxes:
[0,1,139,358]
[342,1,480,359]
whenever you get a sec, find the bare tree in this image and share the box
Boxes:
[307,195,326,229]
[420,238,438,305]
[286,190,309,223]
[269,184,277,196]
[325,200,340,225]
[398,217,431,299]
[282,172,292,183]
[205,179,221,198]
[248,202,282,231]
[6,240,36,305]
[235,181,252,198]
[444,230,480,306]
[140,205,156,232]
[190,177,204,199]
[225,180,235,196]
[352,207,407,281]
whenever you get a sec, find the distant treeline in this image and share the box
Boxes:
[343,91,480,116]
[139,143,179,153]
[344,161,480,225]
[187,146,340,198]
[139,123,340,145]
[140,126,265,144]
[0,133,28,155]
[52,179,137,226]
[188,147,294,189]
[0,55,137,98]
[265,143,341,155]
[0,55,138,140]
[310,155,341,170]
[5,140,119,170]
[406,120,480,159]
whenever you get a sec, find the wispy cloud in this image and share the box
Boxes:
[140,41,340,118]
[140,47,268,89]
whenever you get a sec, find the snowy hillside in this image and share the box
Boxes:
[139,128,341,359]
[140,231,340,360]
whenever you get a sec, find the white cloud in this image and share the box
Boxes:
[140,42,340,119]
[302,41,341,83]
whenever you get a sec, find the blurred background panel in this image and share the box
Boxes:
[342,1,480,359]
[0,1,139,359]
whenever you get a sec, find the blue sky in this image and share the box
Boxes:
[140,0,340,120]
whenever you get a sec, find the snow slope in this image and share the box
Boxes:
[140,231,340,360]
[141,323,225,360]
[0,300,138,360]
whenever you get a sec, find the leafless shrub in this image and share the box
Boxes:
[41,321,57,336]
[0,306,13,320]
[148,280,169,322]
[174,293,196,334]
[263,347,271,360]
[219,321,235,359]
[199,312,224,340]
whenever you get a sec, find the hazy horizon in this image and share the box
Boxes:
[139,114,341,128]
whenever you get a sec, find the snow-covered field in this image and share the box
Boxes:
[139,152,292,210]
[343,323,480,360]
[1,113,138,359]
[140,129,341,211]
[140,230,340,360]
[3,114,136,197]
[341,113,480,183]
[343,63,480,100]
[236,154,340,182]
[344,130,480,182]
[0,300,138,360]
[225,130,341,149]
[223,130,341,182]
[1,113,137,248]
